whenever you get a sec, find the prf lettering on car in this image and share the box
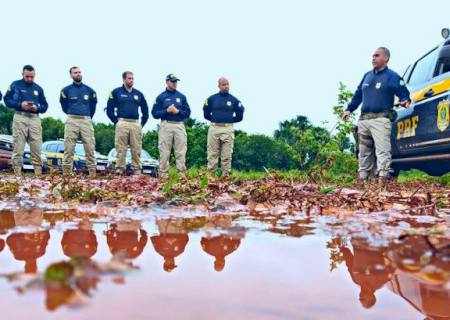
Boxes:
[396,115,419,139]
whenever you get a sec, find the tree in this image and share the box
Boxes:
[93,123,115,155]
[42,117,64,141]
[274,115,312,145]
[0,105,14,135]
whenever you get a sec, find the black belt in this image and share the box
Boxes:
[360,110,396,121]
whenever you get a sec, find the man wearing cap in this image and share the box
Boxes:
[106,71,149,175]
[343,47,411,183]
[4,65,48,176]
[203,77,244,176]
[151,74,191,178]
[60,66,98,178]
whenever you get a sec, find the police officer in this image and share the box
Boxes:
[151,74,191,179]
[106,71,149,175]
[4,65,48,176]
[343,47,411,183]
[203,77,244,176]
[60,67,97,177]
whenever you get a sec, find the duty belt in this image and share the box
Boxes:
[360,110,396,121]
[16,111,38,117]
[68,115,91,120]
[212,123,233,127]
[118,118,139,123]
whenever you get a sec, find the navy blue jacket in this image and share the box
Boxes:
[151,89,190,122]
[203,92,244,123]
[0,91,2,102]
[346,67,411,113]
[4,79,48,114]
[60,82,97,118]
[106,86,149,126]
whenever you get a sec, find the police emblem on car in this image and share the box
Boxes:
[437,99,450,132]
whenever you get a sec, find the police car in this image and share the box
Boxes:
[42,140,109,173]
[107,148,159,176]
[391,28,450,176]
[0,134,13,169]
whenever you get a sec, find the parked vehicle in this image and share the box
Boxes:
[22,143,48,172]
[391,28,450,176]
[107,148,159,176]
[42,140,109,173]
[0,134,13,169]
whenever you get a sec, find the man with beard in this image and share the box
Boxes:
[60,67,98,177]
[4,65,48,176]
[106,71,149,175]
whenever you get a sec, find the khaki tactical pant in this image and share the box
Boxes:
[158,121,187,177]
[12,112,43,175]
[115,119,142,173]
[63,116,96,176]
[207,124,234,176]
[357,117,392,178]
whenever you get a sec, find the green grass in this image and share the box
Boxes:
[164,166,450,186]
[397,169,450,186]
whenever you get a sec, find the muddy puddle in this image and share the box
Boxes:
[0,197,448,320]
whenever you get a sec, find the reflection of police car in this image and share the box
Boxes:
[42,140,109,173]
[392,28,450,176]
[107,148,159,175]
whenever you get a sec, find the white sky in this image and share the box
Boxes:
[1,0,448,135]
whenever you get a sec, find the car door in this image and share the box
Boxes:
[392,45,450,157]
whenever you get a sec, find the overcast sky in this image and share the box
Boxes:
[1,0,448,135]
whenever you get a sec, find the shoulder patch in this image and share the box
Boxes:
[400,79,405,86]
[60,91,66,98]
[109,92,113,99]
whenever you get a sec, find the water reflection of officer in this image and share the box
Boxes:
[340,238,395,308]
[386,235,450,319]
[61,219,98,259]
[151,218,189,272]
[6,207,50,273]
[201,234,241,272]
[106,220,148,260]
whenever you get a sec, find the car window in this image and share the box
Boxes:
[75,144,85,155]
[47,143,58,153]
[141,150,151,159]
[56,143,64,153]
[408,47,439,86]
[434,45,450,76]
